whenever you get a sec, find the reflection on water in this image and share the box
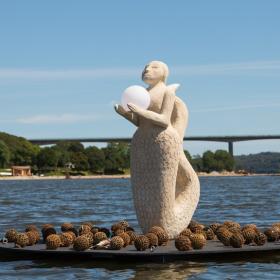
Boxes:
[0,176,280,279]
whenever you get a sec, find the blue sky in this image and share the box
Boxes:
[0,0,279,155]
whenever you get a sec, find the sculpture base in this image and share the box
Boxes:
[1,240,280,263]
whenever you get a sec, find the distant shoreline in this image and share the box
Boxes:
[0,173,279,180]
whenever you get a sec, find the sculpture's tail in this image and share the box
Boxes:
[173,150,200,236]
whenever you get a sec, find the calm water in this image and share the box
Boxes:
[0,176,280,279]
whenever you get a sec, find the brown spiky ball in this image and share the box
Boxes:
[190,234,206,250]
[230,233,244,248]
[82,222,94,229]
[188,220,199,229]
[228,227,242,235]
[179,228,192,238]
[272,222,280,229]
[242,224,257,231]
[110,236,124,250]
[42,224,54,231]
[42,227,56,241]
[111,221,127,233]
[126,231,137,244]
[175,235,192,251]
[73,235,90,251]
[27,230,40,243]
[99,228,111,238]
[46,234,61,250]
[5,229,18,242]
[149,226,164,235]
[79,224,91,235]
[242,228,257,244]
[216,227,233,246]
[114,228,125,236]
[65,230,76,242]
[148,226,168,246]
[15,233,29,248]
[264,228,279,242]
[25,225,38,232]
[145,233,158,247]
[272,225,280,236]
[26,231,37,245]
[60,232,74,247]
[93,232,107,245]
[204,228,215,240]
[117,232,130,247]
[82,232,94,246]
[117,220,129,229]
[192,227,207,239]
[190,224,205,233]
[41,224,54,237]
[254,232,266,246]
[209,223,221,234]
[61,223,74,232]
[134,235,150,251]
[223,221,241,230]
[157,230,169,246]
[91,227,100,235]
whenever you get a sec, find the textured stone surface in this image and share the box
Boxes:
[115,61,200,238]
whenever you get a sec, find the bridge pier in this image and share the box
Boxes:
[228,142,234,157]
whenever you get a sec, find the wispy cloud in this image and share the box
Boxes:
[191,103,280,113]
[172,60,280,76]
[0,68,139,80]
[16,114,99,124]
[0,60,279,80]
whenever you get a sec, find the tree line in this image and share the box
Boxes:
[0,132,236,174]
[2,131,279,174]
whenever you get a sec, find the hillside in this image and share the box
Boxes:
[235,152,280,174]
[0,132,39,166]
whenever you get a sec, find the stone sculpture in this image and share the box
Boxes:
[115,61,200,238]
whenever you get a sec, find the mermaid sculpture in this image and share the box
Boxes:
[115,61,200,238]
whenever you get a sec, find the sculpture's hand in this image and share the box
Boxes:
[127,103,143,114]
[114,104,127,116]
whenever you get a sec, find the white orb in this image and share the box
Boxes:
[121,85,150,111]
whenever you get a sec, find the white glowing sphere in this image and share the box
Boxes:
[121,85,150,111]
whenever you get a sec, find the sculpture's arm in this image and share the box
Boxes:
[128,90,175,128]
[114,104,139,127]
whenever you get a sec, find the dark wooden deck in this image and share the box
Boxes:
[1,240,280,263]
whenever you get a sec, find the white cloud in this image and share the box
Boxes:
[0,68,139,80]
[16,114,98,124]
[191,103,280,113]
[0,60,279,80]
[172,60,280,76]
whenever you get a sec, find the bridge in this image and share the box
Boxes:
[28,135,280,156]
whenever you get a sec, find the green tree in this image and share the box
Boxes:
[0,140,10,168]
[102,142,130,174]
[184,150,192,164]
[202,150,217,172]
[214,150,234,171]
[0,132,39,166]
[85,146,105,173]
[70,152,89,171]
[192,155,203,172]
[37,147,60,170]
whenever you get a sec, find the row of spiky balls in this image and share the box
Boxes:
[4,221,169,251]
[4,220,280,252]
[175,220,280,251]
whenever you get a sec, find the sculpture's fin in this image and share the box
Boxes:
[167,83,180,93]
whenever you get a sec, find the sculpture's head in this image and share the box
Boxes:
[142,61,169,86]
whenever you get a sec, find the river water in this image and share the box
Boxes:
[0,176,279,279]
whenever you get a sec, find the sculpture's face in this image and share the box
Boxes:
[142,62,165,86]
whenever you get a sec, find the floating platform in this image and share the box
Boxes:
[1,240,280,262]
